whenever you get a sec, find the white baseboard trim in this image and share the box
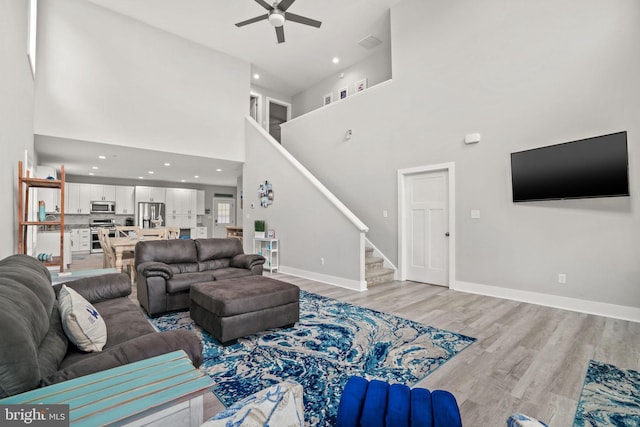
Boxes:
[452,280,640,323]
[279,265,367,292]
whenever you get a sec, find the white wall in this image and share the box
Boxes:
[292,45,392,118]
[244,119,364,289]
[34,0,249,162]
[250,84,292,131]
[281,0,640,312]
[0,0,35,258]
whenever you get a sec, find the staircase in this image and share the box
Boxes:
[365,247,395,287]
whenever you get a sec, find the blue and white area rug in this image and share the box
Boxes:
[150,290,476,426]
[573,360,640,427]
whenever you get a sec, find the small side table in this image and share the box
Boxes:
[0,350,213,427]
[253,238,279,273]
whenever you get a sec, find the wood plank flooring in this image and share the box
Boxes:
[69,255,640,426]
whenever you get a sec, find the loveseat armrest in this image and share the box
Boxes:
[230,254,265,270]
[41,330,203,386]
[53,273,131,304]
[138,261,174,279]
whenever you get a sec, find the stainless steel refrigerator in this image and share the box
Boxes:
[137,202,165,228]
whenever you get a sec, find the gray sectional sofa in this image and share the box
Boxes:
[135,238,265,317]
[0,254,203,398]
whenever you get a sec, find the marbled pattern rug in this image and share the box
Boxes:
[149,290,476,426]
[573,360,640,427]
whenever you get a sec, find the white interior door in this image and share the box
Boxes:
[213,198,235,238]
[405,171,449,286]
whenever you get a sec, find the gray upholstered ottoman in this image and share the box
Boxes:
[190,276,300,345]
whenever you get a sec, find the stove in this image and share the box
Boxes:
[89,218,116,253]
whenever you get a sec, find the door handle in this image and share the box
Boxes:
[445,232,450,237]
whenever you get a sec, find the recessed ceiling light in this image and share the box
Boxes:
[92,166,99,170]
[253,73,260,80]
[98,155,106,160]
[194,175,199,179]
[138,176,144,179]
[89,172,94,176]
[164,163,171,166]
[181,179,186,183]
[332,57,340,64]
[148,171,154,174]
[216,168,223,172]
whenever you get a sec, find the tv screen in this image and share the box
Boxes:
[511,131,629,202]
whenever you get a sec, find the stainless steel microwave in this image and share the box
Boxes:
[90,201,116,214]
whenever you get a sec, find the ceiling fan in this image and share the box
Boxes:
[235,0,322,44]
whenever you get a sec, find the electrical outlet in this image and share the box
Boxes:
[558,273,567,284]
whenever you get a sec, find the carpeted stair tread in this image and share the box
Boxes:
[365,256,384,269]
[366,267,395,286]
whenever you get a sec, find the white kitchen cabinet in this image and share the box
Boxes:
[190,226,207,238]
[136,186,166,203]
[89,184,116,201]
[166,188,197,215]
[167,213,196,229]
[196,191,205,215]
[115,186,135,215]
[65,183,91,214]
[70,228,91,253]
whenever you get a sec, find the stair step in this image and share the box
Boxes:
[365,267,395,287]
[365,256,384,271]
[365,268,395,286]
[365,247,374,257]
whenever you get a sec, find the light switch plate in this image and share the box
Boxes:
[471,210,481,219]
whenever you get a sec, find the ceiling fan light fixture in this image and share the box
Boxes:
[268,10,285,27]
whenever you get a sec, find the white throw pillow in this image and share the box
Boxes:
[203,380,304,427]
[58,285,107,352]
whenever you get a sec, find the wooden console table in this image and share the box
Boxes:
[0,351,213,427]
[225,226,243,243]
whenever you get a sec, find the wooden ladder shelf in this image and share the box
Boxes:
[17,161,66,271]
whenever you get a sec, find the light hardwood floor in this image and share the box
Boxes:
[70,254,640,426]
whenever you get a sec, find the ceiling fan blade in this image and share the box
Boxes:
[285,12,322,28]
[254,0,273,11]
[235,14,269,27]
[275,26,285,43]
[277,0,296,12]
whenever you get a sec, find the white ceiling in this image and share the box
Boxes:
[87,0,398,97]
[36,0,399,187]
[35,135,243,187]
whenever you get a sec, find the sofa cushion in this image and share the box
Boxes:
[199,258,231,272]
[135,239,198,265]
[59,285,107,352]
[195,238,243,262]
[0,279,51,397]
[166,272,217,294]
[211,267,253,281]
[37,304,69,381]
[0,255,58,398]
[169,262,200,275]
[60,297,157,368]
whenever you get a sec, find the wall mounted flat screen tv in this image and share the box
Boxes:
[511,131,629,202]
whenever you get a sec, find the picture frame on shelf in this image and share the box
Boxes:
[267,229,276,238]
[323,93,333,106]
[339,87,348,100]
[355,78,368,92]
